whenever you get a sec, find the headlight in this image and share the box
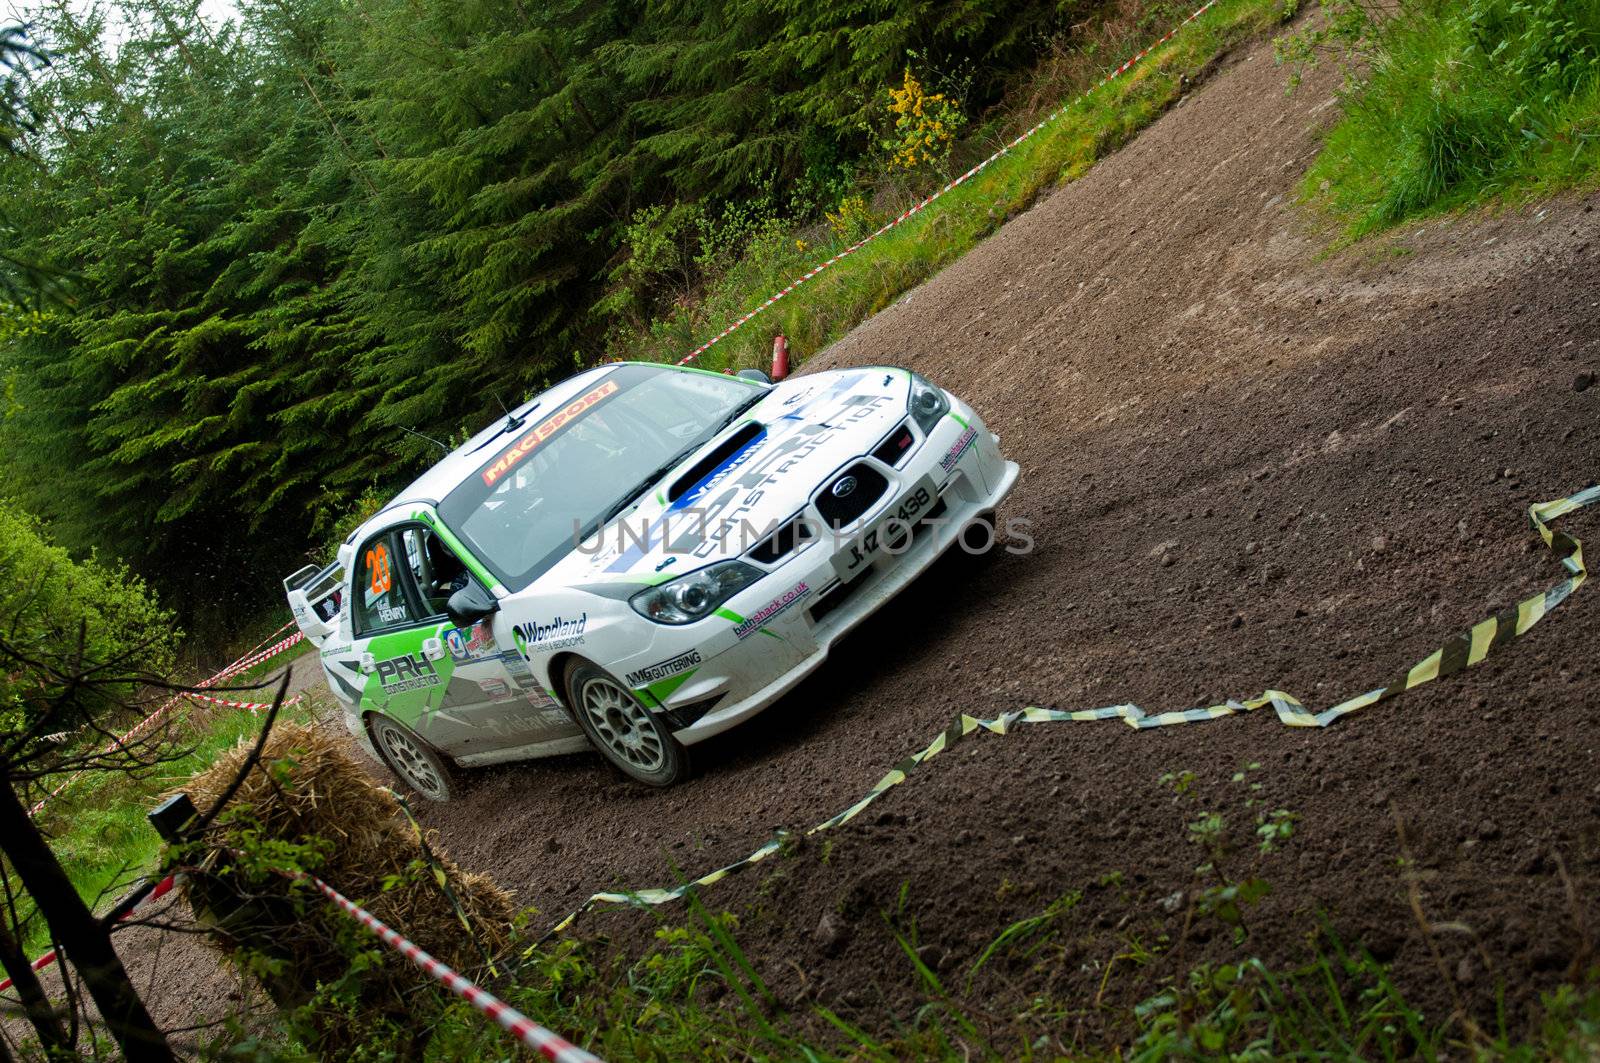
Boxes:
[630,561,762,625]
[908,373,950,434]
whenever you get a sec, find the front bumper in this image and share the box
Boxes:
[626,398,1020,745]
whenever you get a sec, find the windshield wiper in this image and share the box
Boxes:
[713,389,767,433]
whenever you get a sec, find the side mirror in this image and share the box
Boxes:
[446,583,500,629]
[736,368,772,385]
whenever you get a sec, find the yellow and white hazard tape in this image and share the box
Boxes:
[538,484,1595,942]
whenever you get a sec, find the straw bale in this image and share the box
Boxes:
[177,722,513,1035]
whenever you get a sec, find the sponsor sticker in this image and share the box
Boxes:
[375,652,442,693]
[499,650,533,678]
[476,678,521,704]
[445,621,498,661]
[625,649,703,687]
[480,380,619,487]
[668,429,768,511]
[470,620,495,653]
[939,426,978,472]
[512,612,588,658]
[733,582,809,640]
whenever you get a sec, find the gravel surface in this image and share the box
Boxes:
[14,24,1598,1053]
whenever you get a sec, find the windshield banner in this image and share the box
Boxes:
[481,379,619,487]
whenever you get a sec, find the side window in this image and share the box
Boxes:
[399,526,473,619]
[353,532,414,636]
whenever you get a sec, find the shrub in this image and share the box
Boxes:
[0,502,177,715]
[884,66,967,173]
[824,194,877,242]
[180,723,514,1056]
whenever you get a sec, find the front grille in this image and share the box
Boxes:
[871,421,916,467]
[807,491,948,628]
[814,463,887,529]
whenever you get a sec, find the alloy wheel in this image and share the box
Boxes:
[375,720,447,800]
[580,676,666,772]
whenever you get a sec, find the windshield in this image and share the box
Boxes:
[438,364,765,591]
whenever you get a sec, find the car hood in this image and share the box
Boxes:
[541,366,911,586]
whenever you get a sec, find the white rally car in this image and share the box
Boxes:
[285,362,1018,797]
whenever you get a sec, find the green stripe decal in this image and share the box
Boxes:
[411,509,499,592]
[640,668,697,705]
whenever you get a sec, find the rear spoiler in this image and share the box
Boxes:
[284,560,345,646]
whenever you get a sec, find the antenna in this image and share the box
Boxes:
[494,390,525,430]
[399,425,450,456]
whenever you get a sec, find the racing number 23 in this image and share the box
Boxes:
[366,543,392,596]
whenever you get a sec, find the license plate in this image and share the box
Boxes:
[832,476,938,580]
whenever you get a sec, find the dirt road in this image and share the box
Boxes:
[410,34,1599,1040]
[49,23,1599,1050]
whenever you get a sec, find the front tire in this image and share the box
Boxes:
[958,509,999,554]
[566,660,689,786]
[369,715,455,802]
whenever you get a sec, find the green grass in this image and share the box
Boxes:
[284,890,1600,1062]
[15,697,315,955]
[1296,0,1600,238]
[235,760,1600,1060]
[609,0,1299,374]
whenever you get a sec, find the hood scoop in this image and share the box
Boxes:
[667,420,765,503]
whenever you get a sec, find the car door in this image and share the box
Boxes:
[355,524,575,758]
[347,525,467,749]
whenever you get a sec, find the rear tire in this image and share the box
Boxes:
[369,715,455,802]
[566,660,689,786]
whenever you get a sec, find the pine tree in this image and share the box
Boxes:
[0,0,1088,633]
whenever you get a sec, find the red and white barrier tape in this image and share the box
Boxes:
[212,622,299,678]
[27,625,305,817]
[291,869,601,1062]
[182,690,305,713]
[0,874,177,994]
[209,630,304,686]
[3,859,600,1062]
[676,0,1218,367]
